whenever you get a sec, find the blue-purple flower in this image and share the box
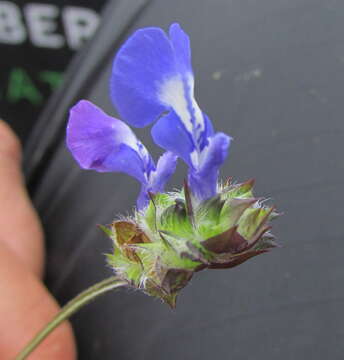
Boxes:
[67,23,231,207]
[66,100,177,209]
[66,23,279,308]
[111,23,231,201]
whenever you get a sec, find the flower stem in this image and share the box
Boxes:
[15,276,128,360]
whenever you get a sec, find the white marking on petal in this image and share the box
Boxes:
[159,74,193,133]
[136,141,151,181]
[159,73,205,168]
[189,150,199,168]
[111,120,152,180]
[186,73,205,137]
[198,141,211,168]
[111,120,138,150]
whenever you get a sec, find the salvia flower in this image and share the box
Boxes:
[111,23,231,201]
[66,23,279,308]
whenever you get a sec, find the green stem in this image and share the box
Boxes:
[15,276,127,360]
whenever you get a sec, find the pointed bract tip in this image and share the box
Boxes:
[230,197,259,207]
[165,294,178,309]
[97,224,113,237]
[224,176,233,187]
[243,178,256,188]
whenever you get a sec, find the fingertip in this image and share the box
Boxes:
[0,119,44,277]
[0,243,77,359]
[0,119,22,164]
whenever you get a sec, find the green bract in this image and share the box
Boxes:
[103,179,278,308]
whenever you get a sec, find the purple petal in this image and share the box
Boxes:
[111,27,175,128]
[169,23,192,74]
[111,23,208,149]
[66,100,151,184]
[151,109,195,167]
[198,112,214,150]
[136,152,178,209]
[188,133,232,200]
[101,143,148,184]
[150,151,178,193]
[137,184,151,210]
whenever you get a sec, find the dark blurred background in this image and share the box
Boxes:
[2,0,344,359]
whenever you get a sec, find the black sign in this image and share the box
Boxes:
[0,0,106,141]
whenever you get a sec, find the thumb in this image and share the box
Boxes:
[0,120,44,277]
[0,121,76,358]
[0,242,76,359]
